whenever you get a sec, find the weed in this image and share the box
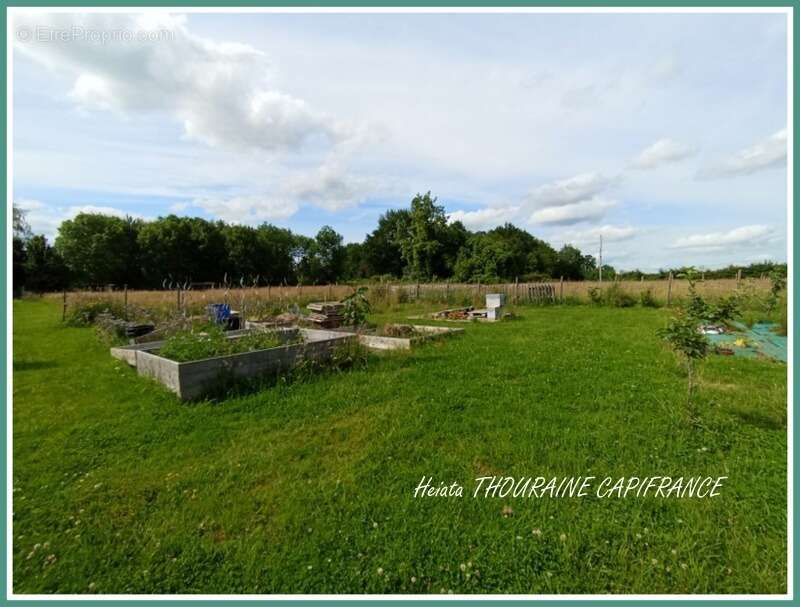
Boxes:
[64,299,125,327]
[158,324,291,362]
[639,288,661,308]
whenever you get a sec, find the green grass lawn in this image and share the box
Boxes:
[12,299,787,594]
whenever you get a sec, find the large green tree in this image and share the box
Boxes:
[554,245,596,280]
[296,226,345,284]
[257,224,299,285]
[55,213,142,287]
[395,192,454,280]
[362,209,410,278]
[453,223,558,282]
[137,216,226,286]
[23,235,68,292]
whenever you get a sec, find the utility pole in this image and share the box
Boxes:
[598,234,603,284]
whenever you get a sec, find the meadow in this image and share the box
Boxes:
[12,296,787,594]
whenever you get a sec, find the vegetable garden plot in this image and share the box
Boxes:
[112,328,355,400]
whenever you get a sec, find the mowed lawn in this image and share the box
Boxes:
[12,299,787,594]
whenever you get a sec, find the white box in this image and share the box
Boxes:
[486,293,506,309]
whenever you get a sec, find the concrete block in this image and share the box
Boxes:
[486,306,504,321]
[356,324,463,351]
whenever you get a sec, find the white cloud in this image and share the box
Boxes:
[285,142,382,211]
[14,199,146,241]
[631,138,696,169]
[699,129,787,178]
[14,12,352,154]
[558,224,639,244]
[169,202,190,213]
[528,172,618,208]
[192,195,298,224]
[447,206,521,230]
[670,225,775,251]
[530,197,617,226]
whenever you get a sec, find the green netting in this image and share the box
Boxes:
[707,322,787,363]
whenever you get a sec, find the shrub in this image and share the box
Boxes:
[604,283,636,308]
[342,287,371,328]
[767,271,786,313]
[64,299,125,327]
[587,287,603,305]
[706,295,740,326]
[291,339,369,381]
[640,289,660,308]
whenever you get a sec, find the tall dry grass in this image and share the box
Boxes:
[47,277,771,322]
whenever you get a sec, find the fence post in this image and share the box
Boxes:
[327,283,332,301]
[667,272,673,307]
[514,276,519,304]
[736,269,742,288]
[415,282,420,300]
[237,285,244,326]
[123,284,128,321]
[176,287,181,313]
[559,276,564,302]
[62,290,67,322]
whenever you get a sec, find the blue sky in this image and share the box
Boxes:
[12,10,788,271]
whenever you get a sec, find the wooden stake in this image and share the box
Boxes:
[667,272,673,307]
[514,276,519,304]
[240,287,246,328]
[62,290,67,322]
[736,269,742,287]
[123,284,128,321]
[559,276,564,302]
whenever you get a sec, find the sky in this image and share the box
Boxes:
[11,10,789,272]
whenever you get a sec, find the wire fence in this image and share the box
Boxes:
[48,276,771,324]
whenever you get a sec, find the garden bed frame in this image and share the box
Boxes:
[357,324,462,350]
[111,328,355,400]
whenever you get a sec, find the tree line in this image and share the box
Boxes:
[12,192,786,293]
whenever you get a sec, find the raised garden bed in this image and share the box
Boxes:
[340,323,463,351]
[111,327,355,400]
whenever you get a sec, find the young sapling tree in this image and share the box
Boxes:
[657,311,710,413]
[342,287,371,330]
